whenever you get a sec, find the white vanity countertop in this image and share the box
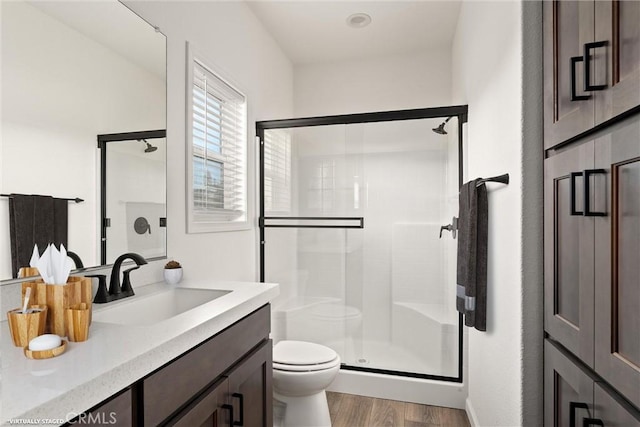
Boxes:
[0,280,279,426]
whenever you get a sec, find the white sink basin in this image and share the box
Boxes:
[92,288,231,326]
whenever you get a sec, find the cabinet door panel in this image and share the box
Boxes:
[594,383,640,427]
[594,124,640,408]
[545,142,595,366]
[226,340,273,427]
[595,0,640,124]
[545,341,594,427]
[80,389,132,427]
[169,378,229,427]
[544,0,595,149]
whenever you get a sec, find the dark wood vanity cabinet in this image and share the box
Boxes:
[73,305,272,427]
[168,340,273,427]
[142,304,272,427]
[544,0,640,149]
[545,341,640,427]
[71,389,133,426]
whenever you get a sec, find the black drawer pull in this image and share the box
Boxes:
[584,169,607,217]
[232,393,244,426]
[571,57,591,101]
[222,404,234,426]
[570,402,590,427]
[583,418,604,427]
[584,41,608,92]
[570,172,583,216]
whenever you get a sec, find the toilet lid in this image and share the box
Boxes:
[273,340,338,366]
[273,359,340,372]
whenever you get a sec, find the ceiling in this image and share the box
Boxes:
[29,1,166,79]
[246,1,462,65]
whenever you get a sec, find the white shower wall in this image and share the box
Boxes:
[268,117,458,358]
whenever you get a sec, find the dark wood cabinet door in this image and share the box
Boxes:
[168,378,230,427]
[544,0,596,149]
[545,341,594,427]
[226,340,273,427]
[80,389,132,427]
[545,142,595,366]
[594,383,640,427]
[595,1,640,125]
[594,124,640,409]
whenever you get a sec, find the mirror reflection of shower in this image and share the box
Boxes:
[138,139,158,153]
[432,116,452,135]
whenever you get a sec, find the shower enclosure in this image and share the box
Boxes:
[258,106,465,382]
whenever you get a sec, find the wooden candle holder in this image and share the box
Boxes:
[21,276,92,337]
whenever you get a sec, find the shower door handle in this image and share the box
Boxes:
[439,217,458,239]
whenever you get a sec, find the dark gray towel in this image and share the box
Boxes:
[456,179,488,331]
[8,194,68,278]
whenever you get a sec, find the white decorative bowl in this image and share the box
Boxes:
[163,268,183,285]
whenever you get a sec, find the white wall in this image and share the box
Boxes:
[451,1,543,425]
[294,50,451,117]
[0,1,165,278]
[123,1,294,282]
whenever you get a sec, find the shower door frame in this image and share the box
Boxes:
[257,105,468,383]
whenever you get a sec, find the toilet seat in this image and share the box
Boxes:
[273,340,340,372]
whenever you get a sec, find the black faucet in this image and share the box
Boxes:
[105,252,148,302]
[67,251,84,269]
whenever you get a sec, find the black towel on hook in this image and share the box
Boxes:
[456,179,488,331]
[8,194,68,278]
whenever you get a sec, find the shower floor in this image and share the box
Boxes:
[328,338,459,379]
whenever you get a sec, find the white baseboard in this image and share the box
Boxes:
[465,398,480,427]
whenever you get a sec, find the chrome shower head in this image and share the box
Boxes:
[138,139,158,153]
[432,117,452,135]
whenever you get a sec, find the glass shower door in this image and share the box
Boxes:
[260,111,462,381]
[262,124,366,363]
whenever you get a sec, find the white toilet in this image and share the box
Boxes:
[273,340,341,427]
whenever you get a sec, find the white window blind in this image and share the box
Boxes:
[264,129,292,214]
[189,57,247,229]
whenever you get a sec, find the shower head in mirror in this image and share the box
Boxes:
[432,117,452,135]
[138,139,158,153]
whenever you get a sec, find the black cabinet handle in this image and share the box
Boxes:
[584,41,608,92]
[232,393,244,426]
[584,169,607,217]
[222,404,234,426]
[571,56,591,101]
[570,402,590,427]
[570,172,584,216]
[583,418,604,427]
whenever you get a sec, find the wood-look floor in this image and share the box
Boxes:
[327,392,471,427]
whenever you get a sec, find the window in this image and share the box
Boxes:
[186,44,248,232]
[264,129,292,214]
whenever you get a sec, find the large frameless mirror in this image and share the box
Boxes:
[0,0,167,280]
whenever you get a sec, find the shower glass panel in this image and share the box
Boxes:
[260,110,462,380]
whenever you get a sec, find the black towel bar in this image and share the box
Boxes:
[475,173,509,187]
[1,193,84,203]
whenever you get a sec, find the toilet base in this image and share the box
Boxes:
[274,390,332,427]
